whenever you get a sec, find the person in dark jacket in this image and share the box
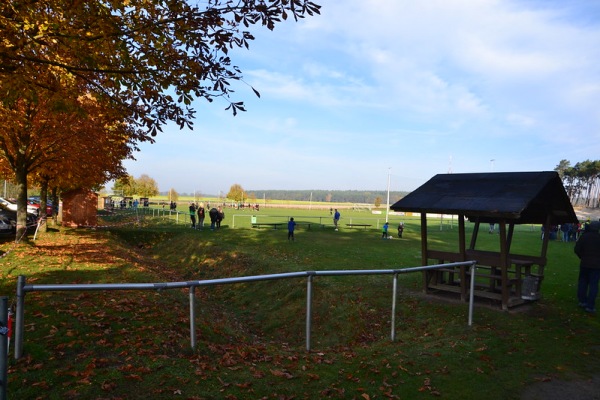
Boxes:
[216,206,224,229]
[209,207,219,230]
[189,202,196,228]
[575,220,600,313]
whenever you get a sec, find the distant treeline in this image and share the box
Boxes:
[163,189,409,204]
[243,190,409,204]
[555,159,600,208]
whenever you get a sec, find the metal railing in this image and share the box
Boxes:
[14,261,477,360]
[231,214,412,229]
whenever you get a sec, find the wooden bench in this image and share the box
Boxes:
[252,223,285,229]
[345,223,372,230]
[295,222,323,230]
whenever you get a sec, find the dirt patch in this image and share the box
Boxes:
[574,207,600,222]
[521,374,600,400]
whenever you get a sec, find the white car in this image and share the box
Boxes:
[0,197,39,215]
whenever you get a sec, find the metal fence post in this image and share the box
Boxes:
[468,262,476,326]
[391,273,398,341]
[15,275,25,360]
[305,273,314,352]
[0,296,8,400]
[189,286,196,350]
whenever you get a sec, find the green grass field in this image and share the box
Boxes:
[1,206,598,399]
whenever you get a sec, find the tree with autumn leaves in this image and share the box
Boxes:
[113,174,160,198]
[0,0,321,237]
[227,183,246,203]
[0,81,142,232]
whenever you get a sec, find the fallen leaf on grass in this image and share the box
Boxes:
[218,376,230,387]
[101,381,117,391]
[250,368,265,378]
[270,369,294,379]
[125,374,143,381]
[306,373,320,381]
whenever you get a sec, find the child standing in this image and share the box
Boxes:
[382,222,389,239]
[288,217,297,241]
[397,222,404,238]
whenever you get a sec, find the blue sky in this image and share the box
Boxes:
[122,0,600,197]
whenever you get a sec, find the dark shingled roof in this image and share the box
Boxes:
[390,171,578,224]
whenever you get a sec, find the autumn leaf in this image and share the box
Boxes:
[270,369,294,379]
[306,373,320,381]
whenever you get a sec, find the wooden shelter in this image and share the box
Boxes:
[390,171,578,309]
[60,188,98,228]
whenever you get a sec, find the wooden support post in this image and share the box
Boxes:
[499,220,509,310]
[421,213,429,293]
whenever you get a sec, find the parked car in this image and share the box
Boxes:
[0,204,38,234]
[27,199,54,216]
[0,197,39,215]
[0,214,14,236]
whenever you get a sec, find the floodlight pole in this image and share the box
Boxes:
[385,168,391,223]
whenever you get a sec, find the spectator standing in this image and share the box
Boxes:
[197,203,205,230]
[561,223,571,242]
[189,203,197,228]
[382,222,389,239]
[288,217,296,241]
[397,222,404,238]
[333,209,340,231]
[575,221,600,313]
[216,206,224,229]
[209,207,218,230]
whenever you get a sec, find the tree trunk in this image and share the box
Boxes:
[15,165,29,242]
[50,187,59,222]
[39,179,49,233]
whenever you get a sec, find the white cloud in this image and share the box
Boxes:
[506,113,536,128]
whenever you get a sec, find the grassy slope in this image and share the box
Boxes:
[1,208,599,399]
